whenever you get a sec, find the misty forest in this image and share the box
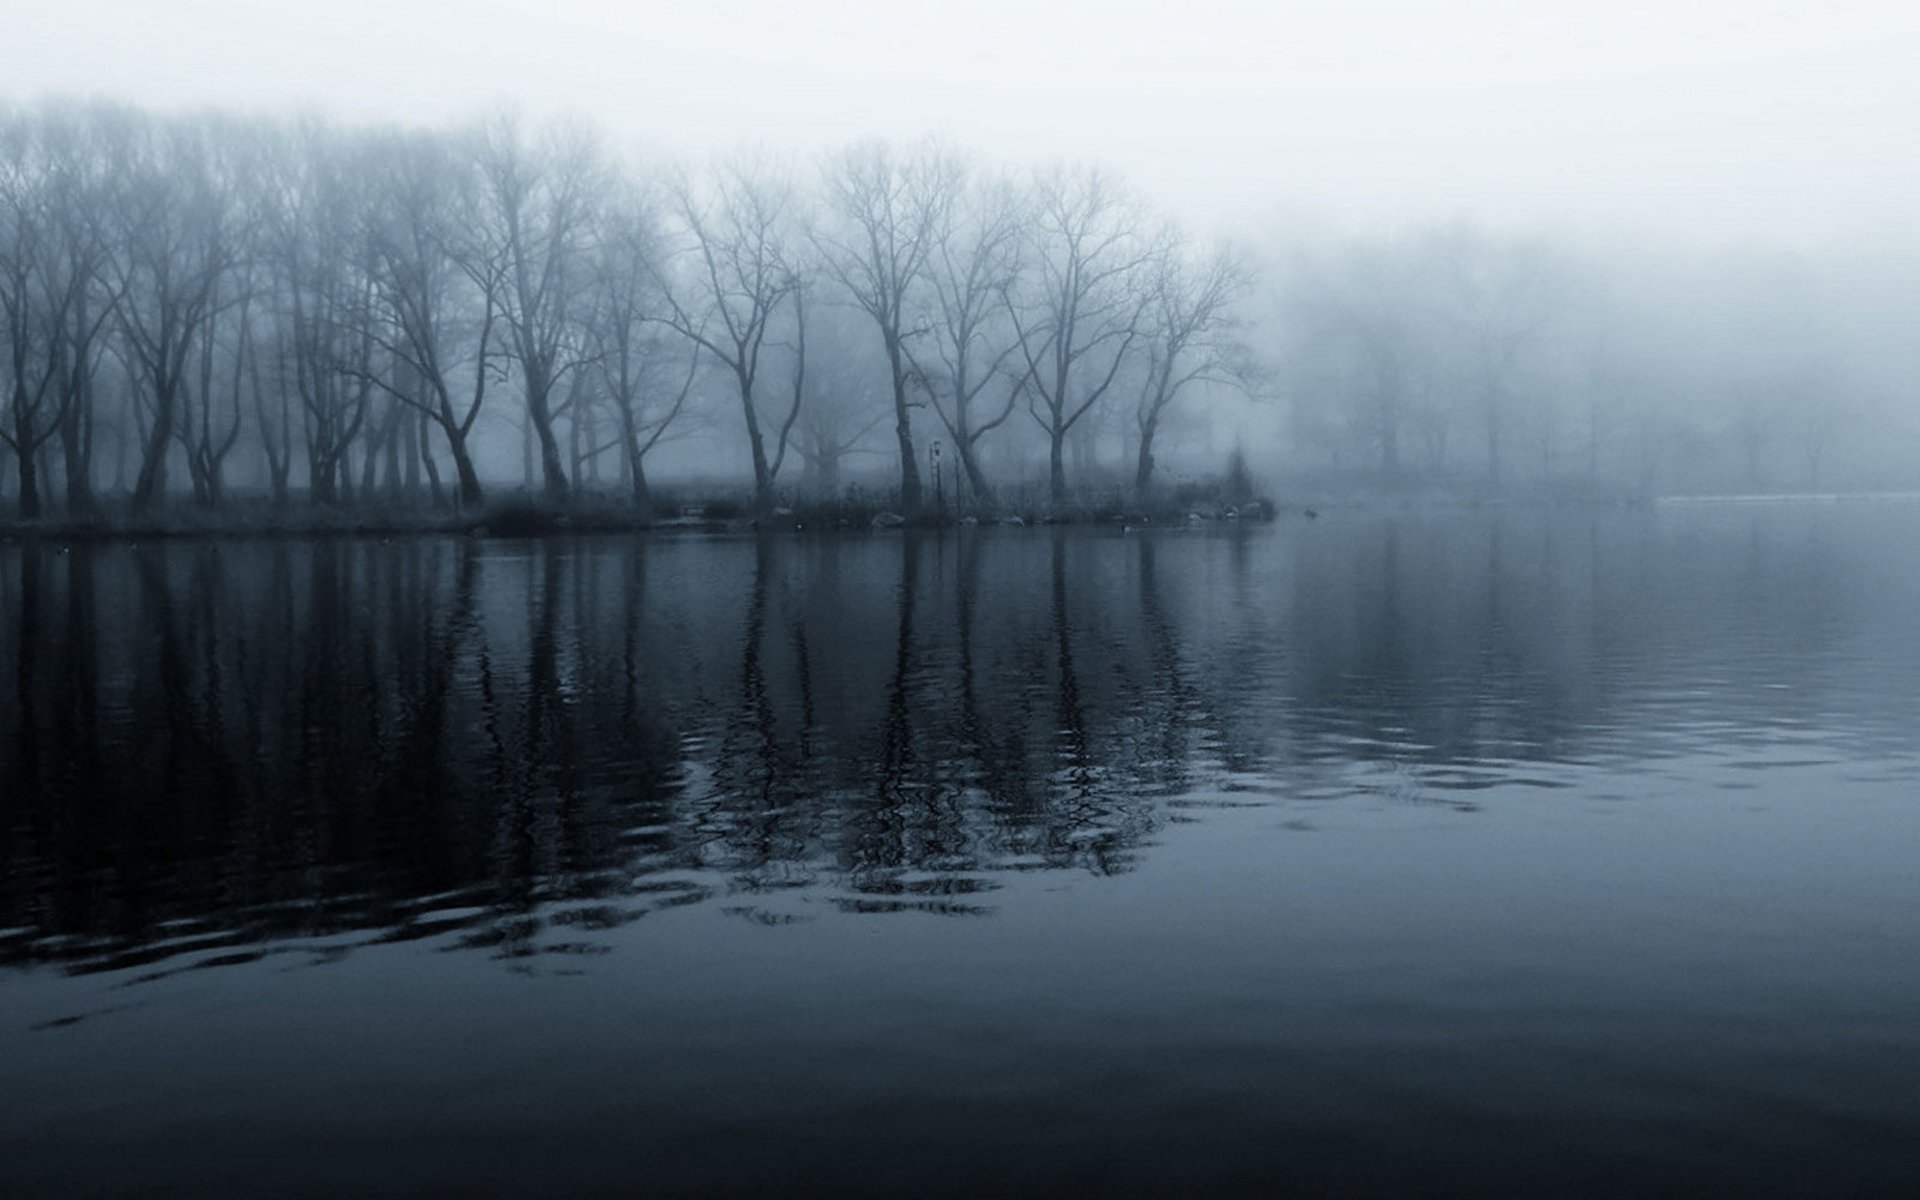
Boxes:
[5,102,1914,529]
[9,6,1920,1196]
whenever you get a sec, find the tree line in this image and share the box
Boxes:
[0,102,1252,520]
[4,101,1909,522]
[1271,223,1910,495]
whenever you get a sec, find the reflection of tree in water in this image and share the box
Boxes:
[1,512,1883,979]
[697,536,822,892]
[845,530,990,909]
[0,534,1183,977]
[690,532,1162,915]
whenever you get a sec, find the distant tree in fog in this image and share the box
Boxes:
[1131,233,1247,493]
[2,99,1917,518]
[790,303,886,493]
[1279,237,1439,477]
[1437,227,1561,488]
[1278,229,1579,489]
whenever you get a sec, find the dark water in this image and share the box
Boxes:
[5,506,1920,1197]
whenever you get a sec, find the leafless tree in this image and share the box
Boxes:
[791,304,887,493]
[477,117,604,502]
[585,186,699,509]
[1006,167,1150,503]
[43,107,121,515]
[1,106,125,518]
[1278,236,1449,478]
[254,125,376,507]
[106,116,241,511]
[1439,228,1560,488]
[1132,233,1248,493]
[650,158,806,512]
[911,170,1025,502]
[170,119,270,508]
[815,140,952,510]
[354,129,506,507]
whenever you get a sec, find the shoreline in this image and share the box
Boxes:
[0,490,1727,545]
[13,485,1919,546]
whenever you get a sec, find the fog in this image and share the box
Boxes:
[11,9,1920,1195]
[11,1,1920,240]
[3,3,1917,517]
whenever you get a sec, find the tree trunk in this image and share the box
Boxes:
[389,407,410,499]
[417,410,443,509]
[130,385,174,511]
[887,338,922,510]
[568,397,583,492]
[955,438,992,504]
[526,382,570,502]
[59,367,96,516]
[311,456,337,506]
[630,454,650,512]
[1134,413,1160,495]
[13,434,40,520]
[444,422,483,508]
[359,409,387,498]
[60,406,93,515]
[736,368,774,513]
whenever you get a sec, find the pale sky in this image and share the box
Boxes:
[5,0,1918,243]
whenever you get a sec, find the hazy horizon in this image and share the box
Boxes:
[6,0,1918,250]
[11,10,1920,1198]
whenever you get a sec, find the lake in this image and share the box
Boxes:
[4,505,1920,1196]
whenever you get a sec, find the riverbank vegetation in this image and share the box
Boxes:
[3,101,1914,535]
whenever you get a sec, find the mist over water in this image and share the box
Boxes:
[7,4,1920,1192]
[5,507,1919,1195]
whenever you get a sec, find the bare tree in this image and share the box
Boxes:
[477,117,603,502]
[354,129,506,507]
[44,107,121,515]
[791,304,887,493]
[1,107,121,517]
[585,187,699,510]
[0,115,66,517]
[107,116,240,512]
[1440,228,1560,488]
[815,140,951,510]
[650,159,806,512]
[1006,167,1149,504]
[911,171,1025,502]
[1132,234,1247,493]
[1278,236,1448,479]
[262,126,374,506]
[172,119,271,508]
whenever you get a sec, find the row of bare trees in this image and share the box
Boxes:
[1,102,1249,520]
[1271,223,1908,494]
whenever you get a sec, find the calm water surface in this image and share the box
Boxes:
[4,506,1919,1196]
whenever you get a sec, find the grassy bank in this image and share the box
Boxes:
[0,474,1670,544]
[0,491,1298,543]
